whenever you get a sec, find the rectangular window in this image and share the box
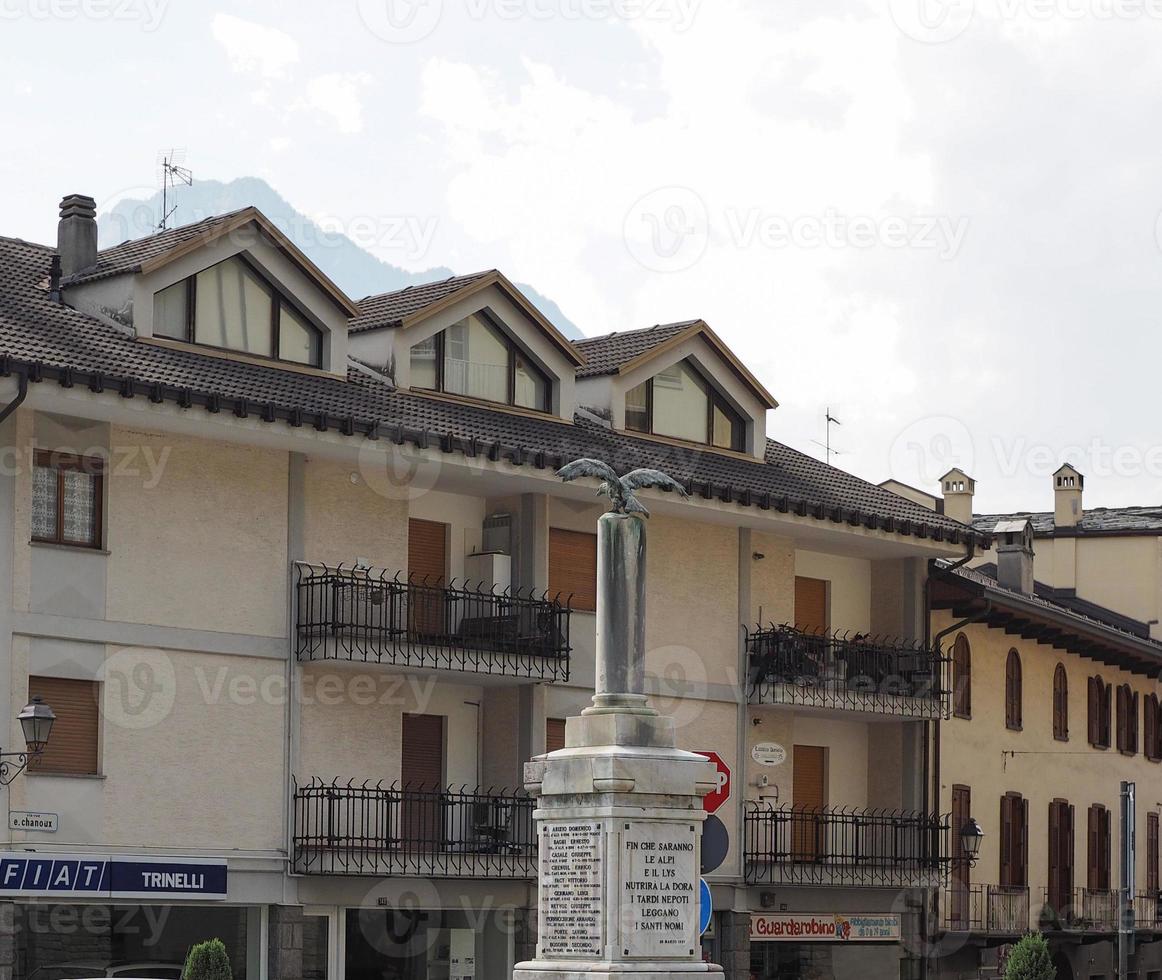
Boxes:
[625,380,650,432]
[548,528,597,612]
[27,676,99,775]
[999,793,1029,888]
[410,334,440,390]
[153,279,189,340]
[32,450,103,549]
[444,314,509,404]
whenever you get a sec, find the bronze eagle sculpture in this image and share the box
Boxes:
[556,458,690,516]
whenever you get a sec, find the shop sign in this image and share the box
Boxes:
[0,853,228,900]
[8,811,58,833]
[751,742,786,767]
[750,913,900,942]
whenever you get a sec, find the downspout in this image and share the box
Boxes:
[0,368,28,428]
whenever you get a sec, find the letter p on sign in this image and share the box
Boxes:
[697,751,731,815]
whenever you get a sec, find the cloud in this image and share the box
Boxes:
[210,13,300,80]
[303,72,374,134]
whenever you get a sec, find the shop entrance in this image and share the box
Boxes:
[750,941,901,979]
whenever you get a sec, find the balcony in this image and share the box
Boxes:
[1039,886,1118,932]
[746,625,946,718]
[943,884,1029,934]
[292,779,535,879]
[1136,892,1161,930]
[295,562,571,681]
[744,803,948,888]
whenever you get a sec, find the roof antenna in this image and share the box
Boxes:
[810,407,845,465]
[157,151,193,231]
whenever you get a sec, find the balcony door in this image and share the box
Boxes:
[1048,800,1074,918]
[401,712,446,852]
[408,518,447,638]
[950,785,971,928]
[791,745,826,862]
[793,577,828,632]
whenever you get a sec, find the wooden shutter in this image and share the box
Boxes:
[1000,795,1013,888]
[1005,651,1022,730]
[1088,805,1100,890]
[1146,696,1157,762]
[1066,804,1075,897]
[1149,812,1159,896]
[1053,665,1067,741]
[401,713,444,790]
[1116,686,1127,752]
[791,745,827,861]
[1131,691,1141,754]
[548,528,597,612]
[953,634,971,719]
[1018,796,1029,887]
[546,718,567,754]
[1102,807,1112,890]
[1049,802,1063,911]
[1089,677,1099,745]
[793,577,828,632]
[408,519,447,585]
[951,785,971,928]
[27,676,98,775]
[1104,683,1113,747]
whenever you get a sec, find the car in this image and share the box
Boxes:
[28,962,183,979]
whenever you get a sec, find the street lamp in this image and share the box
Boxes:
[959,817,985,867]
[0,697,55,785]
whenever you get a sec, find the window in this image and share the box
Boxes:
[1005,649,1022,731]
[1149,812,1160,900]
[409,312,551,412]
[1048,799,1075,917]
[152,256,322,367]
[1089,675,1112,749]
[1053,663,1068,741]
[27,675,99,775]
[624,357,745,451]
[999,792,1028,888]
[32,450,103,549]
[1116,684,1139,755]
[548,528,597,612]
[1088,804,1112,891]
[546,718,567,754]
[1146,694,1162,762]
[952,633,971,719]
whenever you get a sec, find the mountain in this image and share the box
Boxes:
[97,177,584,340]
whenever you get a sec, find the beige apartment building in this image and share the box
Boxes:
[906,471,1162,980]
[0,195,987,980]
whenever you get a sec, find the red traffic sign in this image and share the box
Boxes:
[697,751,731,815]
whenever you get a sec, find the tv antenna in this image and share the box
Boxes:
[157,152,193,231]
[809,407,844,464]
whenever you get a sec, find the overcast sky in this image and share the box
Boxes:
[3,0,1161,514]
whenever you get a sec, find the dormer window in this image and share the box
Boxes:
[410,311,551,412]
[153,256,323,368]
[625,358,745,451]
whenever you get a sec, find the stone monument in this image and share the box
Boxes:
[515,460,724,979]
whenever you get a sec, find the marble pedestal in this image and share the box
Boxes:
[514,705,725,979]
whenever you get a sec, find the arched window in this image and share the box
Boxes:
[1088,675,1112,748]
[1145,694,1160,762]
[952,633,971,719]
[1053,664,1068,741]
[1116,684,1139,755]
[1005,649,1022,730]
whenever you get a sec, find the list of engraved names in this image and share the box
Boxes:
[539,821,604,958]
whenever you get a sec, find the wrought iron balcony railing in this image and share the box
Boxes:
[1136,892,1162,929]
[1040,886,1118,932]
[744,803,948,888]
[292,779,536,878]
[944,884,1029,934]
[295,562,571,681]
[746,625,947,718]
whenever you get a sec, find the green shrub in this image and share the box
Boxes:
[182,938,232,980]
[1003,932,1055,980]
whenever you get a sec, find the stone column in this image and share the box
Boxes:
[0,902,15,980]
[718,911,751,980]
[515,511,723,979]
[267,905,304,980]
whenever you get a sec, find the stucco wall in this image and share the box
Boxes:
[105,426,288,636]
[299,455,408,569]
[749,531,795,627]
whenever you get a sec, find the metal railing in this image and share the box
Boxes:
[1041,887,1118,931]
[746,625,947,717]
[292,779,536,878]
[295,562,571,681]
[943,884,1029,934]
[744,803,949,887]
[1136,892,1162,929]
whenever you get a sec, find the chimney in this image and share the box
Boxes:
[939,468,976,525]
[57,194,97,279]
[994,518,1035,594]
[1053,463,1084,529]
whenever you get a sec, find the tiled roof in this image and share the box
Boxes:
[350,271,496,333]
[63,208,255,285]
[970,562,1151,639]
[973,507,1162,536]
[574,321,699,378]
[0,234,986,547]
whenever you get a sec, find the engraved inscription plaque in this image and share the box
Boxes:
[539,821,605,959]
[619,821,699,959]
